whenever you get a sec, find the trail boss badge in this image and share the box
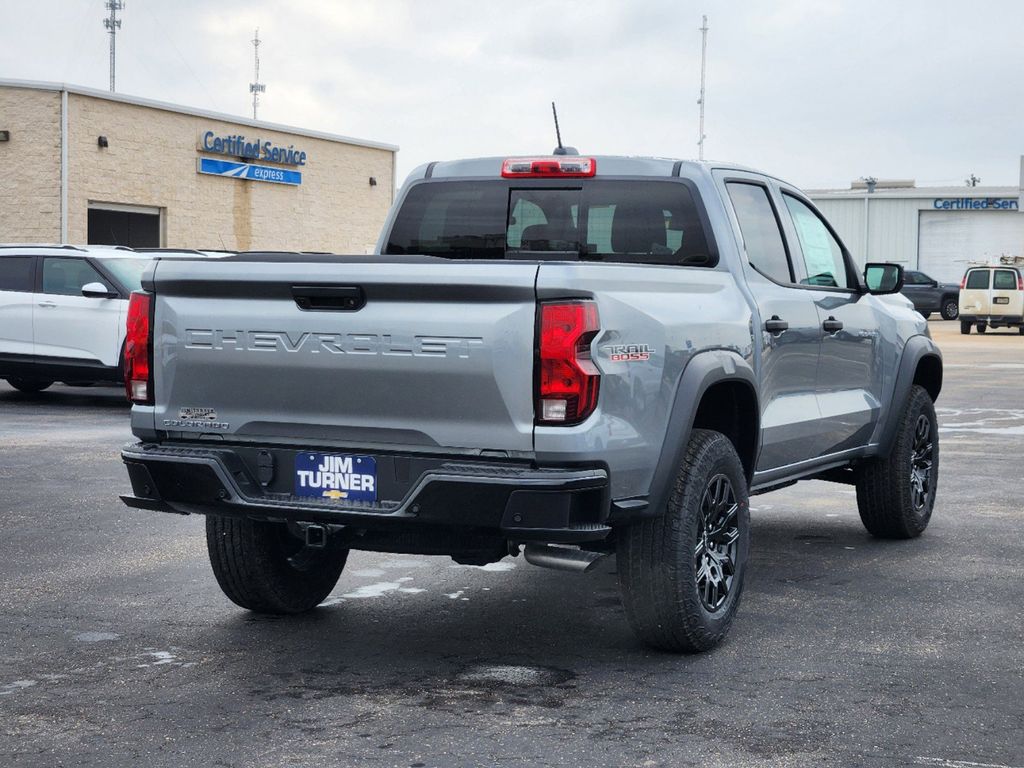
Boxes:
[603,343,651,362]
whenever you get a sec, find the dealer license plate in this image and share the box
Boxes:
[294,453,377,502]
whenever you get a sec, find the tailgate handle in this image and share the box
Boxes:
[292,285,365,312]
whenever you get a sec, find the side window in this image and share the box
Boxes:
[782,194,850,289]
[726,182,793,284]
[41,258,105,297]
[905,271,926,285]
[0,257,34,293]
[965,270,990,290]
[993,270,1018,290]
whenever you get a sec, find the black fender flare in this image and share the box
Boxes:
[875,334,942,457]
[644,349,759,519]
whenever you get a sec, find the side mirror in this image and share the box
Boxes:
[864,263,903,295]
[81,281,118,299]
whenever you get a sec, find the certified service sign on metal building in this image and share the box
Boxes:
[0,79,397,252]
[809,177,1024,283]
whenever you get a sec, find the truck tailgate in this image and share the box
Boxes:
[148,258,539,453]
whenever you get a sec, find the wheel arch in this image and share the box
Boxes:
[646,350,759,518]
[876,335,943,457]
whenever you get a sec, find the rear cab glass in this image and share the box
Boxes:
[385,180,716,267]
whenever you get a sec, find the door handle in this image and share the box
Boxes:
[822,316,843,333]
[37,301,57,308]
[764,315,789,334]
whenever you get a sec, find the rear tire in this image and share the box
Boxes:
[941,299,959,320]
[977,322,987,334]
[1018,326,1024,336]
[205,516,348,614]
[617,429,750,653]
[960,321,971,335]
[855,385,938,539]
[5,378,53,393]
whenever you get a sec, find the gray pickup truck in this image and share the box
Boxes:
[120,155,942,652]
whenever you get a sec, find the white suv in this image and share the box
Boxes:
[0,245,221,393]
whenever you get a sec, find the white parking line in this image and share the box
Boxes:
[914,757,1023,768]
[944,363,1024,369]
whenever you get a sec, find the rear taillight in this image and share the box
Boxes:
[536,301,600,425]
[502,157,596,178]
[124,291,153,404]
[960,275,967,290]
[1018,274,1023,291]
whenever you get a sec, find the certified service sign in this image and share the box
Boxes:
[197,157,302,186]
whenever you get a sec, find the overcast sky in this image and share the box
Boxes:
[2,0,1022,189]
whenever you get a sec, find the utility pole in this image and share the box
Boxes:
[697,14,709,160]
[249,29,266,121]
[103,1,124,92]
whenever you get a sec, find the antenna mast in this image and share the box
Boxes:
[103,1,124,92]
[552,102,564,152]
[697,14,709,160]
[250,29,266,120]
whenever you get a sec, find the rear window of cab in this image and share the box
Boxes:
[385,180,716,267]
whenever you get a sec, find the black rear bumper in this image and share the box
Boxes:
[121,442,612,545]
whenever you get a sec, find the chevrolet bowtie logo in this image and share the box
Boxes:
[321,490,348,500]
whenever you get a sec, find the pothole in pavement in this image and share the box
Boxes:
[455,664,574,687]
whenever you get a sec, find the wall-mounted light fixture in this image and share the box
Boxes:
[0,130,10,142]
[97,135,109,148]
[368,176,377,187]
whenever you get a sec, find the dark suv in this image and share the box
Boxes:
[901,270,960,320]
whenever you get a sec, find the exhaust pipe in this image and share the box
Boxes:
[523,543,609,573]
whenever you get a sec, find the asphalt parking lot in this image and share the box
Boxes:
[1,321,1022,768]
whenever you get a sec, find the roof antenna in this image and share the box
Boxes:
[551,102,578,156]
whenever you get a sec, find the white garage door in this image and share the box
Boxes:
[918,211,1024,283]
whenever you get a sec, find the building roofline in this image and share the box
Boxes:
[0,78,399,153]
[807,185,1020,199]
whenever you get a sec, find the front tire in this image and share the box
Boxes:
[617,429,750,653]
[960,321,971,335]
[941,299,959,320]
[920,312,931,320]
[855,385,938,539]
[205,516,348,613]
[5,378,53,393]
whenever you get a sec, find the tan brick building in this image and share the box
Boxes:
[0,80,397,252]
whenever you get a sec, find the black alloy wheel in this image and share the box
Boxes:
[695,474,740,612]
[909,414,934,514]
